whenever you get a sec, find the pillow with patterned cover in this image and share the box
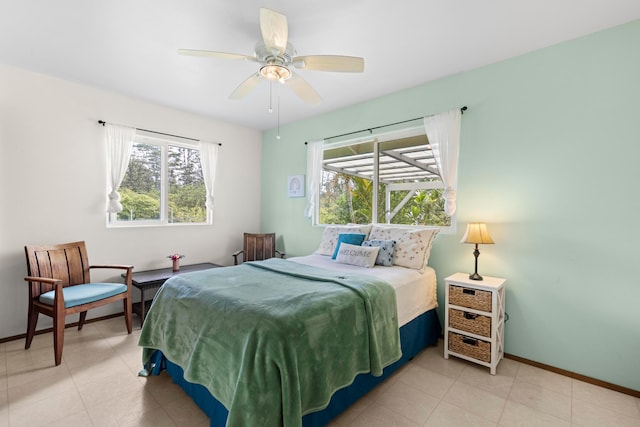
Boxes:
[315,224,372,256]
[335,243,379,268]
[362,239,396,266]
[332,233,367,259]
[368,226,439,271]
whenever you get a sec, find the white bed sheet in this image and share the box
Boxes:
[289,254,437,327]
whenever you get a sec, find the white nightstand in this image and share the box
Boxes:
[444,273,506,374]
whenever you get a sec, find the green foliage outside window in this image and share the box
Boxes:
[116,142,206,224]
[319,171,450,226]
[168,184,207,223]
[117,187,160,221]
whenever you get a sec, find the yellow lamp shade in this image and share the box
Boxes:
[461,223,495,245]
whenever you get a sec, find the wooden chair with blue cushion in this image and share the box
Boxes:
[233,232,285,265]
[24,241,133,365]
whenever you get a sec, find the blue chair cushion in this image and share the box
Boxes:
[39,283,127,308]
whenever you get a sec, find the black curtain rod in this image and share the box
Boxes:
[98,120,222,146]
[304,106,467,145]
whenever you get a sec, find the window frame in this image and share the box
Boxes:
[107,132,209,228]
[316,125,456,232]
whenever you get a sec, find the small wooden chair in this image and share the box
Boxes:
[233,233,285,265]
[24,241,133,366]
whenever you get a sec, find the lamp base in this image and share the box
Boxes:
[468,272,483,281]
[469,244,483,280]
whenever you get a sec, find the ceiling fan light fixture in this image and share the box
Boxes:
[260,64,292,82]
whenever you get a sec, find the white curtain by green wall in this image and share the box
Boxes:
[199,141,220,223]
[105,124,135,214]
[424,109,461,216]
[304,140,324,224]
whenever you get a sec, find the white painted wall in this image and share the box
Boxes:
[0,65,262,339]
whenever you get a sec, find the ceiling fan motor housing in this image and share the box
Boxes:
[255,41,296,81]
[255,41,295,64]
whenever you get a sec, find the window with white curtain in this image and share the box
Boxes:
[317,126,451,227]
[108,132,208,226]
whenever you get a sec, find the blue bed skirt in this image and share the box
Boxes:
[149,308,441,426]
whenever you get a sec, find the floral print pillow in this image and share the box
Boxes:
[362,239,396,266]
[368,226,439,271]
[315,224,372,256]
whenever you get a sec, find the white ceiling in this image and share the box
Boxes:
[2,1,640,131]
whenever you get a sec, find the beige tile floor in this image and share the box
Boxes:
[0,316,638,427]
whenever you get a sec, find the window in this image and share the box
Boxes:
[110,133,207,226]
[318,126,451,227]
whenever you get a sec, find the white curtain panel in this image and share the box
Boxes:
[200,141,220,223]
[304,140,324,224]
[105,124,135,213]
[424,109,462,216]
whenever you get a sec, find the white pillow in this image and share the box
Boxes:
[315,224,372,256]
[368,225,439,271]
[335,243,379,268]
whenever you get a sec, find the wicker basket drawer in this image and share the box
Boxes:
[448,308,491,338]
[448,284,492,312]
[448,331,491,363]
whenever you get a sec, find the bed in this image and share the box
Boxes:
[139,225,441,427]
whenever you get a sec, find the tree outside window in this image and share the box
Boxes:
[115,136,206,225]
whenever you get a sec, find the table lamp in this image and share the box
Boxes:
[461,223,495,280]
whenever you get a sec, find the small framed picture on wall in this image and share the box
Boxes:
[287,175,305,198]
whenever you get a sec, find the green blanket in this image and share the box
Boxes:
[138,258,401,427]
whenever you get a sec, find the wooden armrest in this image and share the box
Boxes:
[275,250,285,259]
[90,265,134,286]
[232,250,243,265]
[90,264,134,271]
[24,276,62,286]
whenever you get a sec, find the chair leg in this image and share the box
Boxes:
[123,298,132,334]
[53,315,65,366]
[78,311,87,330]
[25,306,38,349]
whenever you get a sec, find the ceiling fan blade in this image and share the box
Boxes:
[293,55,365,73]
[260,8,288,55]
[229,73,263,100]
[178,49,256,62]
[286,73,322,105]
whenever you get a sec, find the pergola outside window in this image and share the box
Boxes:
[319,127,450,227]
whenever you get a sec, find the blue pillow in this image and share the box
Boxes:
[332,233,367,259]
[362,239,396,266]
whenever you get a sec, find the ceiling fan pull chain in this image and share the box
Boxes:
[277,95,281,140]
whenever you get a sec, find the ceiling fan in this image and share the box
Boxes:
[178,8,365,105]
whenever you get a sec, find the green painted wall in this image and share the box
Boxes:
[261,20,640,391]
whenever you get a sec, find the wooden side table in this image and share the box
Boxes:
[444,272,506,374]
[124,262,222,326]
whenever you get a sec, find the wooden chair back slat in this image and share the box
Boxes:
[29,250,55,295]
[48,250,71,287]
[65,246,89,285]
[244,233,276,262]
